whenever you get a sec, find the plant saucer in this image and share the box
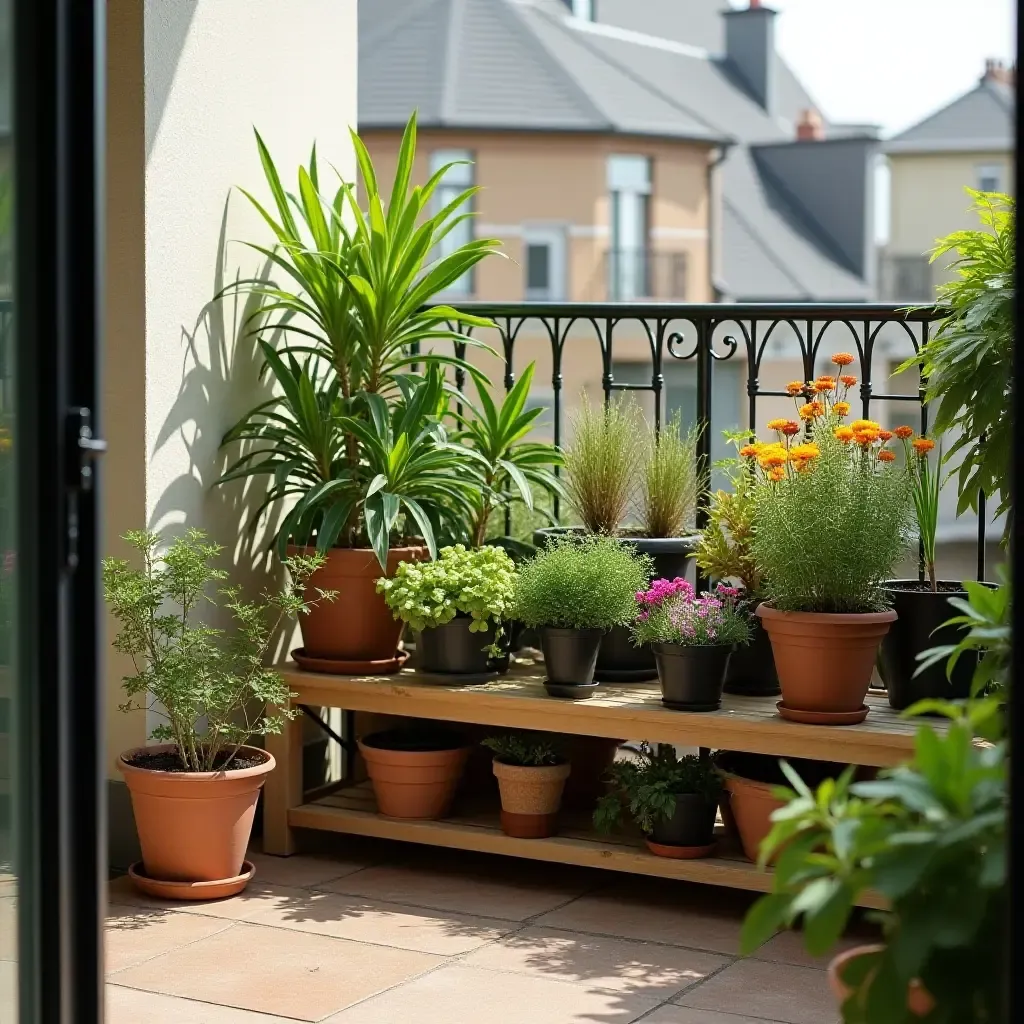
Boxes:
[128,860,254,901]
[543,680,600,700]
[644,839,717,859]
[776,702,870,725]
[291,648,409,676]
[661,699,722,712]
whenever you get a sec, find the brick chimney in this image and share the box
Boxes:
[982,58,1015,86]
[723,2,778,113]
[796,108,825,141]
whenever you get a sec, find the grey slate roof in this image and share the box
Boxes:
[885,77,1015,154]
[359,0,874,301]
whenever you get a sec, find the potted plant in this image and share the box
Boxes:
[747,367,914,724]
[219,113,502,673]
[534,404,700,681]
[358,726,472,819]
[514,534,651,696]
[594,743,722,858]
[631,579,752,711]
[377,544,517,677]
[481,733,571,838]
[103,529,326,899]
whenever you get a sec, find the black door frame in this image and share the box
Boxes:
[14,1,106,1021]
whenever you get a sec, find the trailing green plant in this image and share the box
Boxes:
[102,529,330,772]
[740,703,1007,1024]
[513,534,652,630]
[897,190,1013,532]
[482,733,562,767]
[376,544,516,635]
[594,743,722,835]
[636,413,700,538]
[562,398,641,534]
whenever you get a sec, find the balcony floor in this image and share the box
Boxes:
[102,835,863,1023]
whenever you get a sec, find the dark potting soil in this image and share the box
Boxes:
[361,727,467,752]
[125,749,266,773]
[887,580,965,594]
[715,750,850,788]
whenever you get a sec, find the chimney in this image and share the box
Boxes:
[796,109,824,141]
[723,2,778,113]
[982,58,1015,86]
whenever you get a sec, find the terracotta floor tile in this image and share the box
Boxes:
[245,888,513,955]
[674,957,837,1024]
[111,921,442,1021]
[246,849,369,890]
[464,925,729,999]
[106,985,297,1023]
[0,897,15,960]
[105,904,234,973]
[642,1008,791,1024]
[323,963,660,1023]
[752,928,864,970]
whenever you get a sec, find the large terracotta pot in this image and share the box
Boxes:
[118,744,274,889]
[720,769,786,863]
[757,604,897,715]
[289,544,429,666]
[492,759,571,838]
[828,945,935,1017]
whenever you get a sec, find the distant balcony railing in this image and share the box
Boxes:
[601,249,687,301]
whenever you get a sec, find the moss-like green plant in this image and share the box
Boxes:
[482,733,562,767]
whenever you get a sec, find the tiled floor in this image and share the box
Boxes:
[104,836,859,1023]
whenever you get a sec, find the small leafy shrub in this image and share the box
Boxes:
[376,544,516,633]
[103,529,328,772]
[637,414,700,538]
[594,743,723,835]
[514,534,652,630]
[632,578,752,647]
[482,733,563,767]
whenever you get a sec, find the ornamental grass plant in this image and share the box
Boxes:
[636,414,700,538]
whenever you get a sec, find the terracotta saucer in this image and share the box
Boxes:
[128,860,254,901]
[292,648,409,675]
[645,839,717,859]
[776,702,870,726]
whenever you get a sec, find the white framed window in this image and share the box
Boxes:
[523,226,567,300]
[430,149,475,296]
[607,155,652,300]
[975,162,1003,193]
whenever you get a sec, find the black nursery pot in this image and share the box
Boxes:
[417,618,498,676]
[649,793,718,848]
[541,627,604,686]
[879,580,977,710]
[654,642,731,711]
[723,610,780,697]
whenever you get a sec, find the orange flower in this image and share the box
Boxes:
[878,429,894,441]
[767,466,786,482]
[786,381,806,396]
[894,425,914,440]
[839,374,858,388]
[831,352,855,367]
[757,445,789,469]
[779,420,801,436]
[857,430,880,447]
[833,401,851,417]
[851,419,881,434]
[834,426,855,443]
[739,443,762,459]
[913,437,936,455]
[799,400,825,420]
[789,442,820,463]
[813,377,836,393]
[766,418,790,431]
[877,449,897,463]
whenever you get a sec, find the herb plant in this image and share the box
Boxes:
[482,733,563,767]
[513,534,652,630]
[102,530,329,772]
[632,578,752,647]
[594,743,723,835]
[636,413,700,538]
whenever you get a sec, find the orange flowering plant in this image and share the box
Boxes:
[744,356,914,613]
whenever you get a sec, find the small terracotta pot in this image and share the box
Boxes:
[828,944,935,1017]
[288,544,429,666]
[492,758,571,838]
[118,744,274,890]
[720,770,786,863]
[359,731,470,819]
[757,604,897,715]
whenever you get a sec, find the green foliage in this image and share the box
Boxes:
[482,733,562,767]
[102,530,329,772]
[637,414,700,538]
[376,544,516,633]
[740,706,1006,1024]
[896,190,1013,530]
[751,421,913,613]
[594,743,722,835]
[513,534,652,630]
[900,436,941,590]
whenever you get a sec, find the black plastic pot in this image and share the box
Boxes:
[879,580,976,710]
[654,642,731,711]
[723,609,780,696]
[648,793,718,848]
[417,618,498,676]
[541,627,603,686]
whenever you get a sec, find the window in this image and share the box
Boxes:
[570,0,595,20]
[430,149,475,296]
[975,162,1003,193]
[523,226,567,300]
[607,155,651,300]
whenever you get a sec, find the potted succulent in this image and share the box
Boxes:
[747,365,914,724]
[377,544,517,677]
[482,733,571,838]
[219,113,502,674]
[514,534,651,697]
[535,404,700,681]
[594,743,723,858]
[631,579,752,711]
[103,529,326,899]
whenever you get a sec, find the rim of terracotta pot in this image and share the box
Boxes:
[828,944,935,1017]
[718,768,778,797]
[286,543,430,578]
[492,759,571,783]
[757,603,897,625]
[118,743,275,782]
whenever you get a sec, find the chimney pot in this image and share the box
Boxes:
[796,108,825,141]
[749,0,762,7]
[983,58,1015,85]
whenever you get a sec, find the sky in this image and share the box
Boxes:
[742,0,1017,136]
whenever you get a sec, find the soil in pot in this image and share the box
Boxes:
[289,544,428,669]
[757,604,896,717]
[723,611,780,697]
[118,744,274,891]
[541,627,603,686]
[646,793,718,857]
[654,643,731,711]
[828,945,935,1018]
[417,618,499,678]
[358,727,470,819]
[492,758,571,838]
[879,580,976,710]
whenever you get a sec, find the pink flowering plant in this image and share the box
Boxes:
[631,578,752,648]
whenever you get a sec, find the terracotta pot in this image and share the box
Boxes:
[720,769,786,863]
[492,758,571,838]
[118,744,274,888]
[289,544,429,665]
[828,944,935,1017]
[562,735,622,810]
[359,729,470,819]
[757,604,897,715]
